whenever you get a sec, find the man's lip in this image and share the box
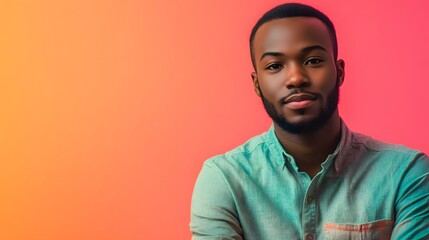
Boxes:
[283,93,317,104]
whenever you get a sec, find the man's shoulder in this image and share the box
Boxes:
[336,128,429,186]
[350,131,425,160]
[204,128,278,171]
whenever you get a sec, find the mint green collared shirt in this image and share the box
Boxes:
[190,122,429,239]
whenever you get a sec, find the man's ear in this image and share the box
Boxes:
[251,72,261,97]
[336,59,345,87]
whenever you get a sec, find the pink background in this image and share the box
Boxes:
[1,0,428,239]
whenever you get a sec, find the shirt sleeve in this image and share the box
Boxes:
[190,162,243,240]
[391,153,429,239]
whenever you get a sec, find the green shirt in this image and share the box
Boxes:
[190,122,429,239]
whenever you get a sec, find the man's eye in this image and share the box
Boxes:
[305,58,324,65]
[266,64,283,70]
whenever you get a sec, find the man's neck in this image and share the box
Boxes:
[274,114,342,178]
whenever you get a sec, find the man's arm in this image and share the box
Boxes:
[190,162,243,240]
[391,153,429,239]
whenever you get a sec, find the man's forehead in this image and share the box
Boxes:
[253,17,333,55]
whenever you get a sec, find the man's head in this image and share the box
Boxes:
[250,3,338,69]
[250,3,345,134]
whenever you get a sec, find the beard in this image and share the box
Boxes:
[259,80,340,135]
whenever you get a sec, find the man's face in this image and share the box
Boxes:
[251,17,345,134]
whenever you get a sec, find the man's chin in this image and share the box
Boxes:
[275,118,324,135]
[283,114,320,125]
[260,85,340,135]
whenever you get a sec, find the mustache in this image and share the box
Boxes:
[277,76,341,105]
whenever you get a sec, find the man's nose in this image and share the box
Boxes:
[285,64,309,89]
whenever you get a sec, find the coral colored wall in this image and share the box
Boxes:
[1,0,428,239]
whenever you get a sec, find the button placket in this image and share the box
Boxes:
[305,233,314,240]
[307,196,313,204]
[302,177,319,240]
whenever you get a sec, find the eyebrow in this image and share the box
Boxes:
[260,45,328,61]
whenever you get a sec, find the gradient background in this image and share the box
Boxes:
[1,0,428,239]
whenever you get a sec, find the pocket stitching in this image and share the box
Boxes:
[324,219,392,232]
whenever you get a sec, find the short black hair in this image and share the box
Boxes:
[249,3,338,70]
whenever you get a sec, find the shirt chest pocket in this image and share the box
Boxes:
[322,219,393,240]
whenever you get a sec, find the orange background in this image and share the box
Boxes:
[1,0,428,239]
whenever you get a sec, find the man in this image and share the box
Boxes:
[190,3,429,240]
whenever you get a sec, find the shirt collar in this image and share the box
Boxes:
[265,124,289,168]
[334,120,353,172]
[266,120,353,172]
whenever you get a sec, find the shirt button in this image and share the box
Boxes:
[305,234,314,240]
[307,196,313,204]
